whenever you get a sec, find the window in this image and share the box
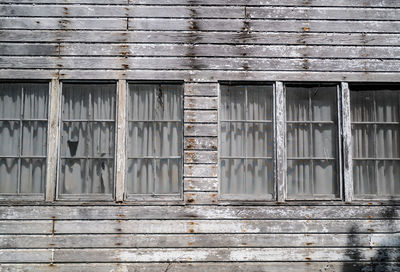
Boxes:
[0,82,49,199]
[219,84,275,200]
[286,84,341,200]
[351,84,400,198]
[126,83,183,199]
[58,82,116,200]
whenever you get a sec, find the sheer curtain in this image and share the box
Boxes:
[60,83,115,197]
[127,83,182,195]
[0,83,48,195]
[220,85,274,197]
[351,87,400,197]
[286,85,339,199]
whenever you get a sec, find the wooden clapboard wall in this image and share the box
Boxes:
[0,0,399,271]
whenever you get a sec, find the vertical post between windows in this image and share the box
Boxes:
[341,82,353,203]
[45,78,60,202]
[115,80,127,202]
[275,81,286,202]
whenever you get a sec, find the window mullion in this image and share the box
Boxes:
[275,81,286,202]
[115,79,127,202]
[341,82,353,203]
[45,78,60,202]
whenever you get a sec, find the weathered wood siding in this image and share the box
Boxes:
[0,0,399,271]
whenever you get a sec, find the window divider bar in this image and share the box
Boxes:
[275,81,286,203]
[341,82,353,203]
[45,78,60,202]
[115,79,127,202]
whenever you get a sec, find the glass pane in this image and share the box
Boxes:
[60,159,113,195]
[287,123,311,158]
[22,121,47,156]
[127,158,154,194]
[127,122,154,157]
[220,122,244,157]
[376,125,400,158]
[351,91,375,122]
[20,158,45,194]
[313,160,338,195]
[0,121,20,156]
[155,158,180,194]
[22,83,48,119]
[287,160,312,197]
[220,85,245,120]
[353,160,376,195]
[351,124,375,159]
[62,83,115,120]
[155,84,182,121]
[0,83,20,119]
[245,159,273,195]
[156,122,182,157]
[375,90,400,122]
[247,85,273,120]
[220,159,244,194]
[0,158,18,193]
[311,86,336,121]
[246,123,272,157]
[61,122,115,158]
[286,87,309,121]
[376,161,400,196]
[128,84,156,121]
[313,124,336,158]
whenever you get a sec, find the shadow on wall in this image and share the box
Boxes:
[342,200,400,272]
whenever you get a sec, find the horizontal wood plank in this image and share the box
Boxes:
[184,137,217,150]
[184,178,218,191]
[0,206,398,220]
[185,192,218,204]
[184,151,217,164]
[184,124,217,136]
[184,97,218,109]
[184,164,217,177]
[184,83,218,96]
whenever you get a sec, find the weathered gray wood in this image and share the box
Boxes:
[184,137,217,150]
[1,57,399,72]
[129,19,400,33]
[50,248,400,262]
[2,5,399,20]
[341,82,353,203]
[45,79,59,202]
[0,221,52,234]
[184,151,217,164]
[0,206,398,220]
[1,233,399,248]
[184,97,218,109]
[1,263,399,272]
[2,31,399,46]
[0,69,399,83]
[275,82,286,203]
[0,249,51,263]
[49,219,400,234]
[0,18,126,30]
[2,43,397,59]
[184,164,217,177]
[184,178,218,191]
[184,111,217,123]
[1,0,400,7]
[184,83,218,96]
[184,124,217,136]
[185,192,218,204]
[115,80,127,202]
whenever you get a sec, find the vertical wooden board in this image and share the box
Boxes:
[115,80,127,202]
[341,82,353,203]
[275,82,286,202]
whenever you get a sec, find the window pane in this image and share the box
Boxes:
[220,84,274,198]
[127,83,182,196]
[351,86,400,198]
[0,82,48,197]
[286,85,339,199]
[59,83,115,198]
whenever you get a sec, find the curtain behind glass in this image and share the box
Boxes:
[286,85,339,199]
[0,83,48,196]
[59,83,115,197]
[351,87,400,197]
[127,83,182,195]
[220,85,274,198]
